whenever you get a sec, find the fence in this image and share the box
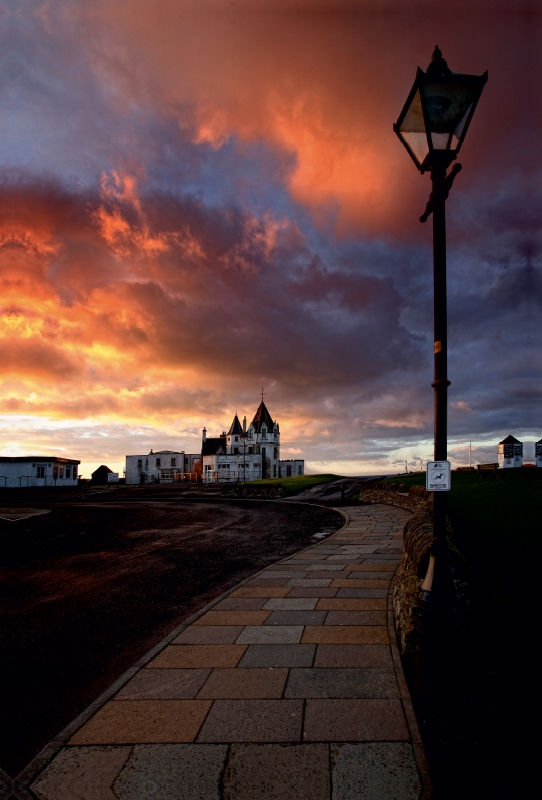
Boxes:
[203,469,262,484]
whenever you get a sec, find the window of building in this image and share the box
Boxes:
[273,465,277,477]
[65,466,71,479]
[262,447,266,457]
[287,465,292,477]
[137,459,142,468]
[274,447,278,459]
[156,458,161,467]
[249,429,253,438]
[262,428,267,438]
[248,446,253,454]
[274,430,278,439]
[298,465,302,475]
[37,466,45,478]
[235,436,238,442]
[59,465,64,478]
[234,447,239,454]
[145,459,148,467]
[171,458,176,467]
[73,466,77,479]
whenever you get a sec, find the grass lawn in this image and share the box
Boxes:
[385,468,542,799]
[248,473,343,497]
[385,468,542,610]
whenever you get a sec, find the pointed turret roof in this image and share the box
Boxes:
[499,435,522,445]
[250,400,275,433]
[227,414,243,436]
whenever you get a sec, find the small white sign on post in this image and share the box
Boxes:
[426,461,451,492]
[107,472,120,483]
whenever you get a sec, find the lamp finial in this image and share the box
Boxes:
[427,45,452,77]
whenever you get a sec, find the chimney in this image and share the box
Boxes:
[243,416,247,433]
[202,428,207,442]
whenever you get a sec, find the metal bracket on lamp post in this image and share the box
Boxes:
[420,163,462,223]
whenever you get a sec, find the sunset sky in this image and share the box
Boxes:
[2,0,540,477]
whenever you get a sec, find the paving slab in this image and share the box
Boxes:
[330,579,390,588]
[236,626,304,644]
[31,746,131,800]
[196,668,288,699]
[331,742,421,800]
[262,597,318,610]
[223,743,330,800]
[284,668,399,699]
[288,587,338,597]
[335,588,389,598]
[116,669,212,700]
[173,626,245,644]
[301,626,389,644]
[315,598,386,610]
[324,610,387,626]
[29,504,430,800]
[286,578,332,587]
[148,645,247,668]
[263,610,327,626]
[193,610,271,626]
[197,699,304,742]
[215,598,268,610]
[314,644,392,668]
[230,587,290,598]
[247,578,290,587]
[303,699,410,741]
[238,644,316,668]
[69,700,213,744]
[114,744,229,800]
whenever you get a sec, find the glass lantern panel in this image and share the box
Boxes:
[422,82,479,150]
[430,132,451,149]
[450,103,473,150]
[401,131,430,165]
[398,88,428,165]
[399,89,426,134]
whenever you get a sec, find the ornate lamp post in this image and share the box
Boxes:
[394,48,487,654]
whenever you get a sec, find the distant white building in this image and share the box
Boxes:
[0,456,80,488]
[536,439,542,468]
[498,435,523,469]
[125,450,200,484]
[202,400,304,483]
[279,459,304,478]
[125,400,304,485]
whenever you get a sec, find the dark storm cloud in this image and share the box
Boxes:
[1,0,541,472]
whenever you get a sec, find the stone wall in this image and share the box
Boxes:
[391,504,467,656]
[360,483,431,513]
[221,483,284,498]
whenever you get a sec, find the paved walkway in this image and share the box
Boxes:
[30,505,430,800]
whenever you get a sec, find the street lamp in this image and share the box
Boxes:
[240,430,249,485]
[394,47,487,669]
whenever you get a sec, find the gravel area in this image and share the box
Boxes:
[0,489,342,776]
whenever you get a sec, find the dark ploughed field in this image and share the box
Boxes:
[0,487,342,776]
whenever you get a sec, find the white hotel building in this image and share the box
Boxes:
[202,400,304,483]
[124,401,304,485]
